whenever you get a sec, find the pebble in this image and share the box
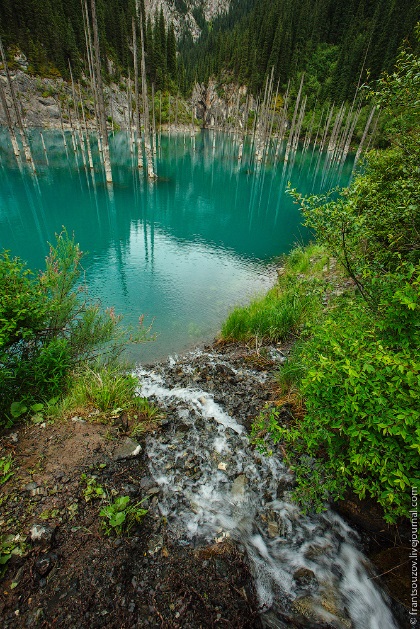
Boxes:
[267,521,279,538]
[30,524,55,547]
[113,437,142,460]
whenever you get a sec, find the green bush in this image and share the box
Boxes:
[0,231,149,427]
[255,41,420,521]
[259,295,419,522]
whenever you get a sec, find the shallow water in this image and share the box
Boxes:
[0,129,353,361]
[136,350,397,629]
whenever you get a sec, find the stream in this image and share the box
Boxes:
[134,346,398,629]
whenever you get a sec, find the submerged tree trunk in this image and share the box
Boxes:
[0,37,35,169]
[137,1,156,180]
[0,74,20,158]
[132,17,142,170]
[90,0,112,183]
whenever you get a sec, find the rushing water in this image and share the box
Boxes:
[135,349,398,629]
[0,129,353,361]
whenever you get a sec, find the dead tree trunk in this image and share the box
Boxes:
[132,17,142,170]
[0,37,34,169]
[90,0,112,183]
[0,75,20,158]
[353,105,376,170]
[284,74,304,163]
[138,3,156,179]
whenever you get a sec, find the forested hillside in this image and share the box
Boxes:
[181,0,419,101]
[0,0,183,91]
[1,0,418,103]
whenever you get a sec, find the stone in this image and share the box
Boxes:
[293,567,318,588]
[146,486,160,496]
[71,416,86,424]
[139,476,155,491]
[34,552,57,577]
[113,437,142,460]
[217,462,227,471]
[24,482,38,493]
[30,524,55,547]
[231,474,247,498]
[267,521,279,538]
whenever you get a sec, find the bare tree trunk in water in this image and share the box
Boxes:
[90,0,112,183]
[0,37,35,169]
[0,75,20,158]
[137,0,156,179]
[132,17,143,170]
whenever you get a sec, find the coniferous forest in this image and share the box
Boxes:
[0,0,418,103]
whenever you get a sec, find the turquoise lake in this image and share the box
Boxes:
[0,130,354,362]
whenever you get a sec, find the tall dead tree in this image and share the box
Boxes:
[137,2,156,179]
[82,0,102,154]
[0,37,35,169]
[0,75,20,158]
[132,17,143,169]
[90,0,113,183]
[353,105,376,170]
[284,74,304,163]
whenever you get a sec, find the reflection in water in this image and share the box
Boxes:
[0,130,354,362]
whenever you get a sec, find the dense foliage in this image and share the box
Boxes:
[0,231,147,427]
[180,0,419,101]
[251,41,420,522]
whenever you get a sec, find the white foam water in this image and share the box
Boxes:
[134,356,398,629]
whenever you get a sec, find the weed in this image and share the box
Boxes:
[59,364,139,415]
[0,456,14,485]
[80,474,105,502]
[0,534,26,578]
[130,397,165,436]
[99,496,148,536]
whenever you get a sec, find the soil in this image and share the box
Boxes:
[0,341,412,629]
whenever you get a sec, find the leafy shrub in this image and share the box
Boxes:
[0,231,149,427]
[100,496,148,536]
[269,41,420,521]
[254,292,419,522]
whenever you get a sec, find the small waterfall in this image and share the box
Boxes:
[134,350,397,629]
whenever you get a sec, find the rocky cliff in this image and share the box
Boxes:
[145,0,230,39]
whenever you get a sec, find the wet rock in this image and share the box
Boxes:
[30,524,56,547]
[24,482,38,493]
[231,474,247,498]
[139,477,155,491]
[304,543,333,560]
[122,484,139,497]
[113,437,141,460]
[292,594,351,629]
[35,552,57,577]
[267,521,279,538]
[293,567,318,589]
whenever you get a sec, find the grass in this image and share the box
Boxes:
[46,363,164,432]
[56,364,138,415]
[221,244,330,342]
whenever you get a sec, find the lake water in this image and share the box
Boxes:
[0,130,353,362]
